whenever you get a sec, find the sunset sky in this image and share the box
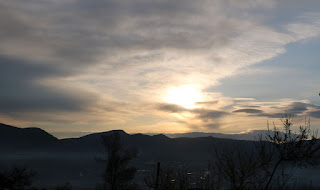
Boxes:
[1,0,320,138]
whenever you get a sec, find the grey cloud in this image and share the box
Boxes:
[196,101,219,105]
[158,103,187,113]
[307,103,320,109]
[203,123,221,129]
[157,103,228,128]
[308,111,320,119]
[0,84,96,113]
[234,102,320,118]
[0,56,69,82]
[256,112,287,118]
[193,109,229,121]
[188,122,222,130]
[253,102,320,118]
[157,103,228,120]
[237,105,261,108]
[188,109,227,129]
[0,2,110,69]
[0,56,97,113]
[233,109,263,114]
[281,102,320,118]
[0,0,238,66]
[0,10,31,40]
[1,0,312,84]
[1,0,318,76]
[287,102,309,115]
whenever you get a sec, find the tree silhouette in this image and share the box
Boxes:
[0,167,36,190]
[213,144,266,190]
[262,115,320,190]
[99,132,138,190]
[211,114,320,190]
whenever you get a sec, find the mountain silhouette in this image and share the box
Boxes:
[1,123,319,190]
[147,130,281,141]
[0,123,250,161]
[0,123,59,151]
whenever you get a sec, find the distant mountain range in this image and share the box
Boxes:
[0,123,287,155]
[145,130,273,141]
[0,123,256,161]
[0,123,298,158]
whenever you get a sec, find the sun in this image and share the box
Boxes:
[164,85,203,109]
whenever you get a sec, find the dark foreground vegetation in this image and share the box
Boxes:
[1,115,320,190]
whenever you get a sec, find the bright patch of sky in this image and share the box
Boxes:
[212,36,320,102]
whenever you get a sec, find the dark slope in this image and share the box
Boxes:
[1,123,319,190]
[0,123,255,161]
[0,123,59,151]
[60,130,252,161]
[148,130,299,141]
[60,130,129,152]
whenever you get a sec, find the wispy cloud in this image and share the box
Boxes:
[233,109,263,114]
[1,0,320,135]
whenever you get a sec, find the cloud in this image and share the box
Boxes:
[193,109,229,120]
[233,109,263,114]
[287,102,309,115]
[232,101,320,119]
[0,56,97,113]
[157,103,229,129]
[196,101,219,106]
[158,103,187,113]
[286,12,320,40]
[1,0,320,134]
[255,112,287,118]
[308,111,320,119]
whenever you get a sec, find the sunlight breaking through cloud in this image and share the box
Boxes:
[1,0,320,135]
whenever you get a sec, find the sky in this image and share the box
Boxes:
[1,0,320,138]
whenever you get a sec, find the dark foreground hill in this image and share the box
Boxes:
[1,123,251,161]
[1,123,319,189]
[0,123,254,189]
[0,123,59,151]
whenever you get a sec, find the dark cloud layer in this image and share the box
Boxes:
[233,102,320,119]
[158,103,228,118]
[308,111,320,118]
[287,102,309,115]
[158,104,187,113]
[0,56,97,113]
[193,109,229,121]
[233,109,263,114]
[195,101,219,105]
[158,100,320,129]
[158,103,228,128]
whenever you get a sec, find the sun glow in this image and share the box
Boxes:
[164,85,203,109]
